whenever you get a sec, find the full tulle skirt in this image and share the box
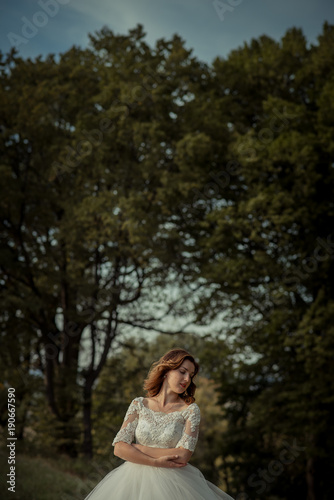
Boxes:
[83,461,235,500]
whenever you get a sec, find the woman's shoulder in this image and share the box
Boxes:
[130,396,144,405]
[185,402,201,418]
[181,401,200,420]
[185,401,200,413]
[184,402,201,429]
[125,396,144,412]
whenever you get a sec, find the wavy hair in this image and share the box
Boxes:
[143,348,199,404]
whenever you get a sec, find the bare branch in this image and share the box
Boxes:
[117,318,194,335]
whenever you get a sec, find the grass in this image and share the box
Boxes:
[0,450,118,500]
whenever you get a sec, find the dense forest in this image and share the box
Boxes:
[0,21,333,500]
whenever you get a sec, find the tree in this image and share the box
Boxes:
[0,25,212,458]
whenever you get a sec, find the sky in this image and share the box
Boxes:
[0,0,333,65]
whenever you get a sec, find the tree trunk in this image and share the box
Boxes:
[43,325,82,457]
[306,456,317,500]
[82,383,93,458]
[45,353,60,419]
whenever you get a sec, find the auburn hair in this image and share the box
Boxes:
[143,348,199,404]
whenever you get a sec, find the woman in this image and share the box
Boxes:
[83,348,235,500]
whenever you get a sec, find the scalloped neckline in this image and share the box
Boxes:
[140,396,194,415]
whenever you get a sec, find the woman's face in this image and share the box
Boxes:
[165,359,195,394]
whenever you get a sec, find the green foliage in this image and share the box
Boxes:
[0,20,333,500]
[0,24,213,457]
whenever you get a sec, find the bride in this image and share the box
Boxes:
[83,348,235,500]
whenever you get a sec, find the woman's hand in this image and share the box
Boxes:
[132,443,191,464]
[132,444,191,466]
[154,455,187,468]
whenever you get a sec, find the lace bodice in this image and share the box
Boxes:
[112,396,201,452]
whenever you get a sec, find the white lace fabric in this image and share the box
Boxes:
[112,396,201,452]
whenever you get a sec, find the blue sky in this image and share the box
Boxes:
[0,0,333,63]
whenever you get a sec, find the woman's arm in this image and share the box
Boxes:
[132,444,192,464]
[114,441,187,468]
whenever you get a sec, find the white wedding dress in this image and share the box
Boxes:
[83,396,235,500]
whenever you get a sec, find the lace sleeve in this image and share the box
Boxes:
[175,403,201,452]
[112,398,140,446]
